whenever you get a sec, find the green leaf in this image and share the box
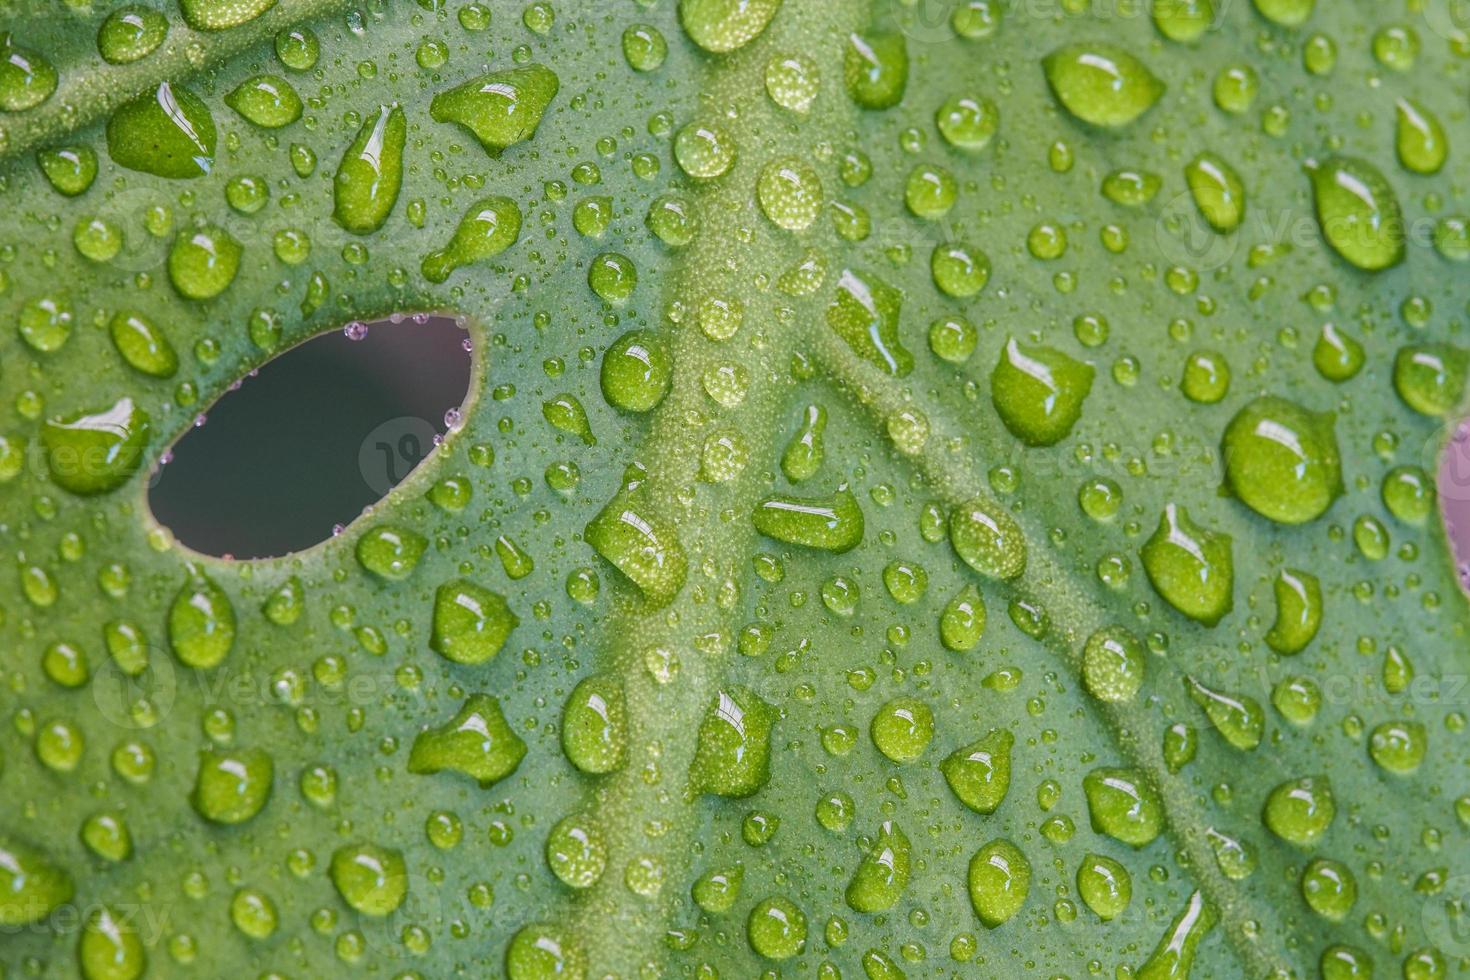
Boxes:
[1,1,1468,977]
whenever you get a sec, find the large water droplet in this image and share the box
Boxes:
[827,268,910,376]
[179,0,277,30]
[42,397,149,494]
[949,497,1027,580]
[226,74,303,128]
[429,580,518,665]
[334,104,406,235]
[168,224,242,300]
[0,836,74,925]
[1307,156,1404,271]
[1084,768,1163,846]
[586,491,688,605]
[690,687,775,797]
[1221,395,1341,524]
[0,34,57,112]
[423,196,522,283]
[191,747,273,824]
[752,487,865,553]
[845,821,911,913]
[679,0,782,53]
[991,337,1094,446]
[1136,891,1217,979]
[1262,775,1334,847]
[1043,42,1164,128]
[561,674,627,774]
[941,729,1012,813]
[409,694,526,787]
[429,65,559,156]
[168,569,236,668]
[329,842,407,916]
[1265,568,1321,655]
[1140,504,1233,626]
[843,32,908,109]
[967,839,1030,928]
[107,82,216,178]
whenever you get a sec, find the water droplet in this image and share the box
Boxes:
[1141,504,1233,626]
[41,396,149,495]
[97,6,167,64]
[430,580,518,664]
[621,23,667,71]
[601,330,670,412]
[1307,156,1404,271]
[843,32,908,109]
[781,404,826,482]
[107,82,216,178]
[1394,343,1467,416]
[679,0,782,53]
[673,121,736,179]
[423,195,522,283]
[1102,168,1161,206]
[79,906,146,980]
[1396,98,1447,175]
[546,814,606,889]
[1186,676,1263,750]
[1185,151,1245,233]
[0,836,74,925]
[949,497,1026,580]
[1312,323,1363,382]
[1136,891,1217,979]
[191,747,273,824]
[757,157,823,231]
[1265,569,1321,655]
[1221,395,1341,524]
[1253,0,1313,26]
[693,864,743,913]
[936,94,998,151]
[991,337,1094,446]
[587,252,637,305]
[37,145,97,196]
[939,584,986,652]
[330,842,407,916]
[1085,768,1163,847]
[561,674,626,774]
[275,27,319,71]
[941,729,1012,813]
[931,242,990,298]
[333,104,405,235]
[1082,626,1145,703]
[109,311,178,378]
[967,839,1029,927]
[1077,853,1131,921]
[765,53,818,113]
[1301,858,1356,922]
[409,694,525,787]
[585,491,688,605]
[169,570,236,668]
[355,524,427,581]
[752,487,865,553]
[226,74,302,128]
[828,268,910,375]
[845,821,910,913]
[691,687,774,797]
[1262,776,1334,847]
[430,64,558,156]
[870,697,932,763]
[179,0,277,30]
[1043,43,1164,128]
[1368,719,1426,774]
[747,895,806,960]
[0,34,57,111]
[1153,0,1215,43]
[169,224,242,300]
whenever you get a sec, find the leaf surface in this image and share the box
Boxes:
[1,1,1469,977]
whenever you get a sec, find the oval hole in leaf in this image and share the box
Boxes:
[148,315,473,559]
